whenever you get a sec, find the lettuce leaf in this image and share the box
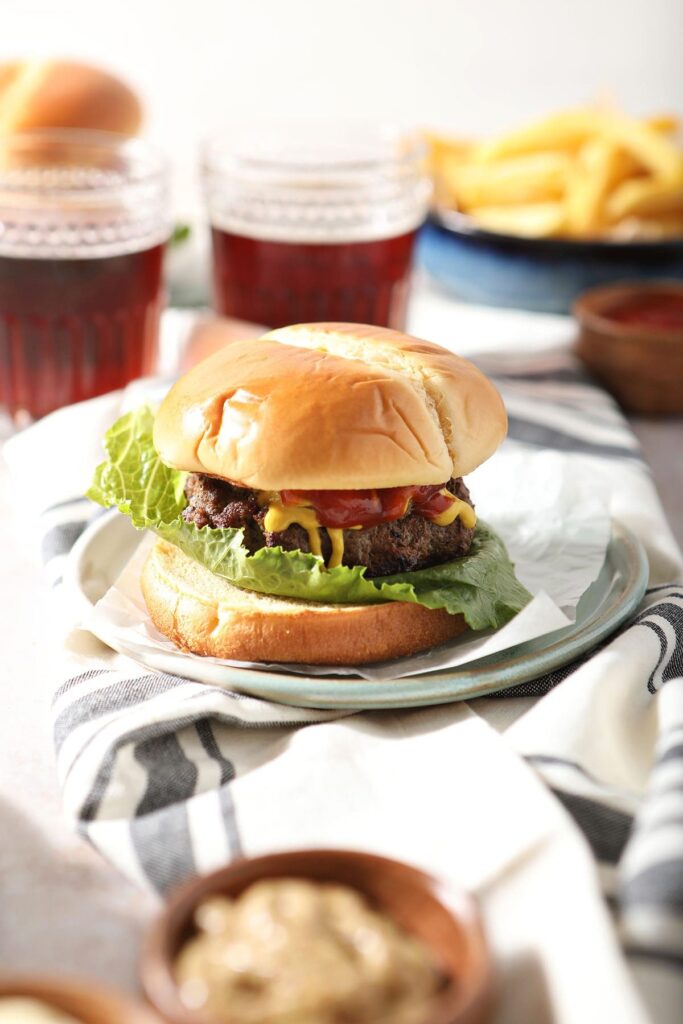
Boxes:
[87,407,531,631]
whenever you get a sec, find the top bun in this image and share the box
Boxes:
[153,322,507,490]
[0,60,142,135]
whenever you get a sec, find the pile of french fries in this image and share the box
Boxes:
[427,107,683,241]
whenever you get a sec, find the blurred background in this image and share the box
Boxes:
[2,0,682,430]
[5,0,682,217]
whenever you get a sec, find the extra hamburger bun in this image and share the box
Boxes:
[0,60,142,135]
[142,539,467,665]
[153,322,507,490]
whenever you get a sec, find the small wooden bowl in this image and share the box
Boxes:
[0,975,161,1023]
[573,280,683,415]
[141,849,493,1024]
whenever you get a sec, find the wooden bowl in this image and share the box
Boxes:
[0,975,161,1023]
[141,849,493,1024]
[573,280,683,415]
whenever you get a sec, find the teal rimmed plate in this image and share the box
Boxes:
[65,513,648,710]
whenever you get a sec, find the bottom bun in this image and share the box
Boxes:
[141,539,468,666]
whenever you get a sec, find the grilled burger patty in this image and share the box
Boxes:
[182,474,476,577]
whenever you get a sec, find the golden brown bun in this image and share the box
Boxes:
[0,60,142,135]
[142,539,467,666]
[153,322,507,490]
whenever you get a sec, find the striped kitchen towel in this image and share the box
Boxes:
[5,346,683,1024]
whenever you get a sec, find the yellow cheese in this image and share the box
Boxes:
[263,501,322,558]
[327,528,345,569]
[430,490,477,528]
[260,489,476,571]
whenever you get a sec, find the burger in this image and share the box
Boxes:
[88,323,530,665]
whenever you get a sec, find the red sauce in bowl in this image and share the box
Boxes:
[607,293,683,331]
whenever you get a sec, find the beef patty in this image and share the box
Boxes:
[182,474,475,577]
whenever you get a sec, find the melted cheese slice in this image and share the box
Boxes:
[431,489,477,528]
[263,501,322,558]
[325,528,343,569]
[260,490,476,569]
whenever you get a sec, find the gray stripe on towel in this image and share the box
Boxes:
[551,789,633,864]
[134,733,199,815]
[53,674,188,753]
[218,783,243,859]
[41,521,91,564]
[621,860,683,910]
[130,802,197,894]
[506,416,643,461]
[195,721,236,785]
[52,669,111,704]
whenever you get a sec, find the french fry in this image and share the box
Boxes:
[467,203,566,238]
[478,108,683,181]
[445,152,570,209]
[603,112,683,180]
[606,176,683,221]
[564,139,639,235]
[424,131,473,163]
[431,154,472,207]
[425,133,474,206]
[564,140,613,235]
[476,110,591,160]
[426,106,683,241]
[609,214,683,241]
[646,114,680,135]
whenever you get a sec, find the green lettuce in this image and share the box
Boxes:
[87,407,531,631]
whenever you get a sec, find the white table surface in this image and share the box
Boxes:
[0,288,681,997]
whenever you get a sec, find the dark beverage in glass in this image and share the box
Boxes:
[209,229,416,329]
[202,126,430,331]
[0,130,169,425]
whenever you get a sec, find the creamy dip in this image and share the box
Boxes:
[175,879,444,1024]
[0,999,80,1023]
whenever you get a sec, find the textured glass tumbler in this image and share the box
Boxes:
[0,129,169,424]
[202,125,431,331]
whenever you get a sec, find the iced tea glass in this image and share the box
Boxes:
[0,129,169,424]
[201,125,430,330]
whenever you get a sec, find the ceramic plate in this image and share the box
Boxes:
[65,512,648,710]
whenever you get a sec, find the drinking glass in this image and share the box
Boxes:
[0,129,169,424]
[201,124,430,331]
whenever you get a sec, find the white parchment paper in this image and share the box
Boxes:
[83,450,611,683]
[469,448,611,611]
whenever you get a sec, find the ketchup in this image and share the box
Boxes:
[280,485,455,529]
[607,293,683,331]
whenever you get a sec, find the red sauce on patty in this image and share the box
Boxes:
[279,484,456,529]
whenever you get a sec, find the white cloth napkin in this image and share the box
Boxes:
[4,316,683,1024]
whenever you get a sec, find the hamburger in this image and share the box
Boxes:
[0,60,141,136]
[88,323,530,665]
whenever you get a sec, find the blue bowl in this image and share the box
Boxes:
[417,212,683,314]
